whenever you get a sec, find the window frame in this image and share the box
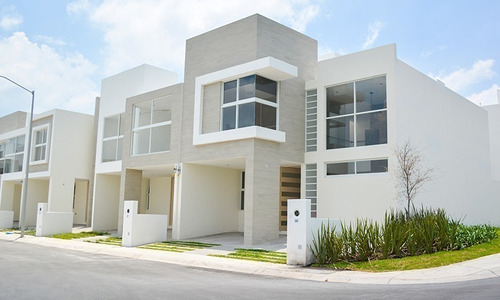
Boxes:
[325,75,387,150]
[325,158,389,177]
[132,97,172,156]
[0,134,25,174]
[220,75,279,131]
[30,124,50,165]
[102,114,124,162]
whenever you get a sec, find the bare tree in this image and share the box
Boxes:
[394,140,433,218]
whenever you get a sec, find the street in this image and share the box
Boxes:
[0,239,499,299]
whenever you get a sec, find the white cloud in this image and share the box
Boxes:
[431,59,495,93]
[67,0,320,77]
[0,6,23,31]
[468,84,499,106]
[362,21,384,50]
[0,32,98,114]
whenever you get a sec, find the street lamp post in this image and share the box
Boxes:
[0,75,35,238]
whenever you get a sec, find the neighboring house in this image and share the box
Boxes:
[0,109,94,228]
[91,14,499,246]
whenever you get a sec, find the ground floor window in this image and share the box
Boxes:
[326,159,388,176]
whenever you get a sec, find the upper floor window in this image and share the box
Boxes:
[0,135,24,174]
[32,127,48,162]
[221,75,278,131]
[326,159,388,176]
[132,97,171,156]
[102,114,123,162]
[326,76,387,149]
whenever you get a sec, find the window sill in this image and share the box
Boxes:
[193,126,285,145]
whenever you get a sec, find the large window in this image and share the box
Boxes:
[0,135,25,174]
[102,114,123,162]
[326,159,388,176]
[132,97,172,156]
[221,75,278,131]
[326,76,387,149]
[32,127,48,162]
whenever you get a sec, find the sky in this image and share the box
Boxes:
[0,0,499,116]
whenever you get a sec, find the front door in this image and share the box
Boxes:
[279,167,301,232]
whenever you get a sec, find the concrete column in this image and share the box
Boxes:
[244,142,280,246]
[118,168,142,236]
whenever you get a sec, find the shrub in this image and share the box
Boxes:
[310,207,497,265]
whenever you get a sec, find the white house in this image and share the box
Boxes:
[0,109,95,231]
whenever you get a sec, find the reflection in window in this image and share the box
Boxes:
[222,75,278,131]
[326,159,388,176]
[326,76,387,149]
[132,96,172,155]
[102,114,123,162]
[0,135,25,174]
[33,128,48,162]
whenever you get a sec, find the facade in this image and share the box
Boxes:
[0,109,94,228]
[2,14,498,243]
[90,15,499,246]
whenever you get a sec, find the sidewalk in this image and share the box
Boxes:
[1,232,499,285]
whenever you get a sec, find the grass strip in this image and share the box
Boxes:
[139,241,220,253]
[51,231,109,240]
[322,228,500,272]
[87,237,122,246]
[210,248,287,264]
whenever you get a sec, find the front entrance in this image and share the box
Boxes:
[279,167,301,232]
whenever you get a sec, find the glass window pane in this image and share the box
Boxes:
[34,146,46,161]
[116,138,123,160]
[223,80,237,104]
[102,140,117,162]
[357,159,388,174]
[35,129,47,145]
[356,111,387,146]
[356,76,387,113]
[326,162,355,176]
[151,125,170,153]
[0,144,4,158]
[134,101,152,128]
[104,115,119,138]
[238,75,255,100]
[152,97,171,124]
[16,135,25,153]
[0,159,4,174]
[238,102,255,128]
[255,103,276,129]
[255,75,277,103]
[4,158,11,173]
[133,128,150,155]
[14,154,23,172]
[326,83,354,117]
[326,116,354,149]
[5,138,15,155]
[222,106,236,130]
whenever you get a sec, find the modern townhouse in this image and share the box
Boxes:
[0,109,94,233]
[90,14,499,246]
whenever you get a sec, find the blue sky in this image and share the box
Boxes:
[0,0,499,115]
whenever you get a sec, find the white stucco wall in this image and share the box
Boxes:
[25,179,48,227]
[395,60,497,225]
[175,163,240,239]
[484,104,500,181]
[306,45,398,223]
[92,174,120,231]
[47,110,94,213]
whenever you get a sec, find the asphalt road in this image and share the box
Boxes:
[0,239,499,300]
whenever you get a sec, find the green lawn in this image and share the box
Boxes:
[211,248,287,264]
[138,241,220,253]
[321,229,500,272]
[51,231,109,240]
[87,237,122,246]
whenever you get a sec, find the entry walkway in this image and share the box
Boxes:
[1,230,499,285]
